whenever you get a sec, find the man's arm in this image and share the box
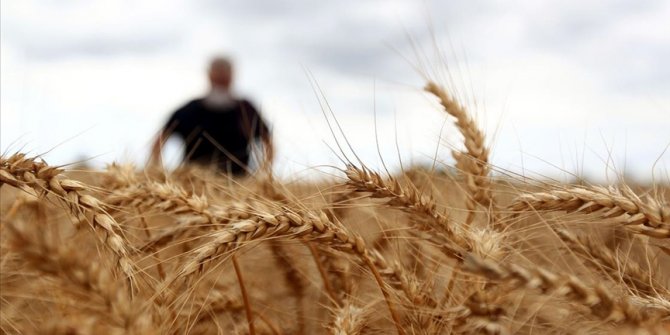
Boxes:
[150,105,186,167]
[261,129,274,167]
[255,110,274,168]
[241,100,274,169]
[149,130,167,167]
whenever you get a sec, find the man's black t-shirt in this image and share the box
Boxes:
[163,98,269,174]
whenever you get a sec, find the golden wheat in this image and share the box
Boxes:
[1,79,668,334]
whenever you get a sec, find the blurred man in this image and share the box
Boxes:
[151,57,273,175]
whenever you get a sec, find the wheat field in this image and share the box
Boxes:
[1,81,668,334]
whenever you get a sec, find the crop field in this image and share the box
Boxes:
[1,81,668,334]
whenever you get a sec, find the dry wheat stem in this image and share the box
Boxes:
[306,242,340,304]
[270,242,307,334]
[187,289,244,329]
[232,254,255,335]
[316,246,356,304]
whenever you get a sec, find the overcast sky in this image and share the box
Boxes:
[2,0,669,182]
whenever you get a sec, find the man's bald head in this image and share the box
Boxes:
[208,56,233,89]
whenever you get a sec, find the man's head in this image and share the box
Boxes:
[208,56,233,90]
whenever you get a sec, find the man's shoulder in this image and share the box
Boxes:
[235,98,259,113]
[172,99,205,116]
[180,98,206,111]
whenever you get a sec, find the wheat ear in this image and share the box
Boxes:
[462,253,666,324]
[328,301,371,335]
[5,223,153,333]
[175,207,405,335]
[456,289,509,335]
[509,186,670,238]
[0,153,134,280]
[556,229,666,298]
[344,164,468,260]
[424,82,494,225]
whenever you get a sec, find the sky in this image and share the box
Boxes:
[2,0,669,183]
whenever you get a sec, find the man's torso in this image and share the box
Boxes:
[166,98,262,173]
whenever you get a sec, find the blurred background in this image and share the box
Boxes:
[2,0,669,182]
